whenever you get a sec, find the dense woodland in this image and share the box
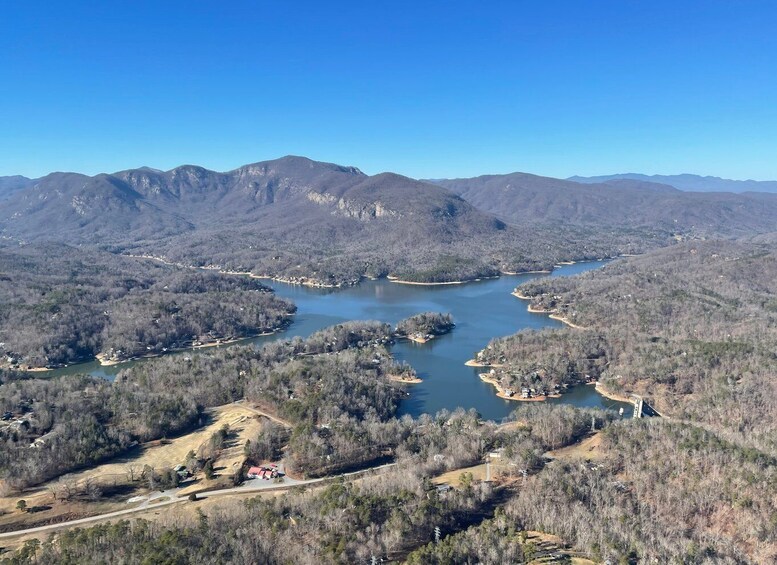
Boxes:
[0,320,423,488]
[0,371,200,489]
[0,243,295,368]
[474,329,609,396]
[5,241,777,561]
[6,406,775,563]
[433,172,777,238]
[509,418,777,563]
[0,157,678,286]
[2,405,616,565]
[5,158,777,562]
[501,241,777,449]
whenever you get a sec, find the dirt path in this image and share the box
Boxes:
[233,400,293,428]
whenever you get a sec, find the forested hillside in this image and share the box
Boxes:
[6,245,777,562]
[0,157,680,286]
[0,321,407,488]
[432,172,777,237]
[3,403,618,564]
[5,159,777,563]
[0,176,34,200]
[0,243,295,368]
[495,241,777,447]
[7,157,777,286]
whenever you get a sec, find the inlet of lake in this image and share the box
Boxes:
[47,260,633,421]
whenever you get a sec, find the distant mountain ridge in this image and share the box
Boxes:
[429,171,777,238]
[0,175,36,200]
[1,156,503,244]
[568,173,777,193]
[1,156,586,285]
[5,156,777,284]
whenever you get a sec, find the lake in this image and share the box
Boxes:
[46,261,633,420]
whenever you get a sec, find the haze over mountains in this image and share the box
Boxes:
[0,175,35,200]
[2,156,777,285]
[569,173,777,193]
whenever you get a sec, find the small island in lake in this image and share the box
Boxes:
[395,312,455,343]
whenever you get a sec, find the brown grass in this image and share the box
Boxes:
[546,433,605,461]
[431,464,488,486]
[0,403,266,532]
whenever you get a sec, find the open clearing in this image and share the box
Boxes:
[432,464,488,486]
[44,403,264,486]
[546,432,605,461]
[0,403,267,531]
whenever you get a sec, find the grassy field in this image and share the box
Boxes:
[546,432,604,461]
[0,403,266,535]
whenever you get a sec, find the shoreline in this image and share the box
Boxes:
[399,331,451,344]
[479,373,561,403]
[18,360,94,374]
[592,382,633,404]
[464,359,506,368]
[548,313,586,330]
[127,253,620,290]
[125,255,346,288]
[511,290,532,300]
[96,330,281,366]
[388,374,423,384]
[387,275,482,286]
[247,274,344,289]
[406,335,431,344]
[511,292,587,329]
[501,269,551,275]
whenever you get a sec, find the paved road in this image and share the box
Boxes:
[0,463,395,540]
[0,402,377,540]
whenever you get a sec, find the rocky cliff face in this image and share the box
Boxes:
[307,191,399,221]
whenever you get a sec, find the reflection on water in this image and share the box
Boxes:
[45,261,633,420]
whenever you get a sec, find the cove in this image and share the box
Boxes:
[45,261,633,421]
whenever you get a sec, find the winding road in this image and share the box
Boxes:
[0,462,396,540]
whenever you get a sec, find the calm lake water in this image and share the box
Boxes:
[47,261,633,421]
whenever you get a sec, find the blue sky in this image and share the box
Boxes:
[2,1,776,179]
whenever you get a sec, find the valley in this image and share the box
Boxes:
[2,157,777,563]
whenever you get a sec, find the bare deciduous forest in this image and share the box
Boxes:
[3,161,777,563]
[0,243,295,368]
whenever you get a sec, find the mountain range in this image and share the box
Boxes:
[0,175,35,200]
[0,157,558,284]
[2,156,777,284]
[569,173,777,193]
[430,172,777,237]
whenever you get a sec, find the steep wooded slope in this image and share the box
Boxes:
[432,172,777,237]
[0,157,641,284]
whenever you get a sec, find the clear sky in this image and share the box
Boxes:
[2,1,776,180]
